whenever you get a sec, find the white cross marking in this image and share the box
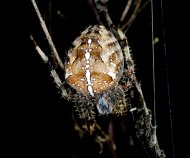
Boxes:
[107,71,116,80]
[88,85,94,96]
[84,43,94,96]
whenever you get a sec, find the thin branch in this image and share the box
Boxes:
[31,0,64,70]
[93,0,113,28]
[122,0,151,33]
[85,0,102,24]
[30,35,48,63]
[120,0,132,22]
[107,121,117,158]
[133,76,149,115]
[30,34,68,98]
[121,0,142,32]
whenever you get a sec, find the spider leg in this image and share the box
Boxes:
[117,29,149,114]
[120,0,133,23]
[31,0,64,70]
[93,0,150,33]
[92,0,149,114]
[30,35,69,99]
[120,0,151,33]
[93,0,113,28]
[117,31,166,158]
[119,0,142,32]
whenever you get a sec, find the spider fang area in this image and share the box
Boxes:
[65,25,124,96]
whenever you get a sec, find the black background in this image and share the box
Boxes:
[4,0,179,157]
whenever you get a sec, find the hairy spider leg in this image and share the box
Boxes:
[30,35,69,99]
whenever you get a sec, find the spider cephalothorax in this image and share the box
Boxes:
[65,25,133,127]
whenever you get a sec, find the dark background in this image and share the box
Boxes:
[5,0,179,157]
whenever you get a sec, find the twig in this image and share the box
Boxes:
[121,0,142,32]
[31,0,64,70]
[30,34,68,98]
[120,0,132,22]
[121,0,151,33]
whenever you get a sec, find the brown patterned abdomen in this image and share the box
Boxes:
[65,25,124,96]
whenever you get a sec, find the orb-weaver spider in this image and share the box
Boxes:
[30,0,165,157]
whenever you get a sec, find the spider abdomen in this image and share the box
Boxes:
[65,25,124,96]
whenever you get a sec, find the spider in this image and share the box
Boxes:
[30,0,137,130]
[30,0,165,157]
